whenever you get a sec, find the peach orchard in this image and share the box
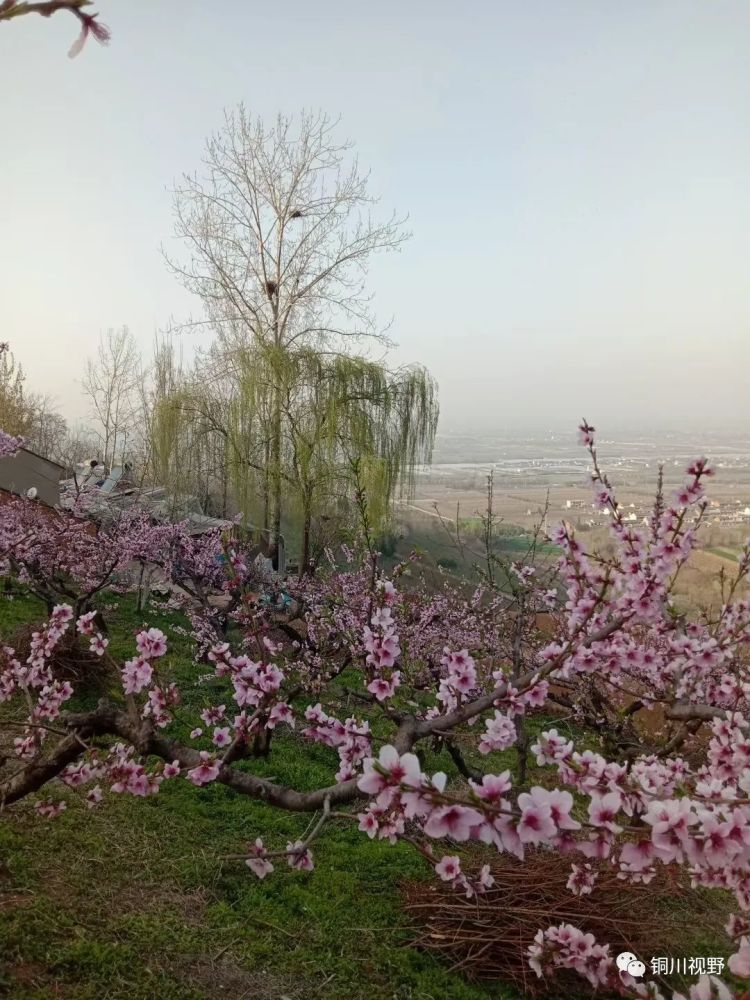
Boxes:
[2,421,750,1000]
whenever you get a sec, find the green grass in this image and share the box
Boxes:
[0,589,517,1000]
[0,589,736,999]
[387,517,559,594]
[706,546,741,562]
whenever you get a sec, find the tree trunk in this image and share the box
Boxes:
[136,562,147,613]
[269,392,282,569]
[262,437,270,534]
[301,501,312,578]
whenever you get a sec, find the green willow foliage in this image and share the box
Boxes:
[151,341,438,561]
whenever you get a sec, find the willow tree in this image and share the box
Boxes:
[229,345,438,573]
[149,340,235,517]
[152,341,438,572]
[166,109,408,560]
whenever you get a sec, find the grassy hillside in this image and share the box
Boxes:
[0,590,522,1000]
[0,589,732,999]
[385,512,558,592]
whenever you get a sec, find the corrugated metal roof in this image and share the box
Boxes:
[59,477,236,536]
[99,466,128,493]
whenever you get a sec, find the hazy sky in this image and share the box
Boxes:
[1,1,749,433]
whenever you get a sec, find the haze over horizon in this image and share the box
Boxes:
[2,1,748,436]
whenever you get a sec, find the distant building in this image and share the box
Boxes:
[60,469,233,537]
[0,447,63,507]
[59,468,287,575]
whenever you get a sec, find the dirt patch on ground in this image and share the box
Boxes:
[37,866,214,934]
[178,959,317,999]
[115,883,211,923]
[5,962,52,990]
[0,890,34,913]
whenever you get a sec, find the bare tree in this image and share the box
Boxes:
[81,327,141,473]
[25,394,68,460]
[166,108,409,559]
[53,424,100,479]
[0,344,79,465]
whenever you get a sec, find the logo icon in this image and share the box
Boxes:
[616,951,646,978]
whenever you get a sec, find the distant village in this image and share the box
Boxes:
[560,496,750,528]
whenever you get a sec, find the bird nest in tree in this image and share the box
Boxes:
[403,849,719,997]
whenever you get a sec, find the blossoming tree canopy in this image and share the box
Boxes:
[0,428,24,457]
[4,420,750,997]
[0,480,260,628]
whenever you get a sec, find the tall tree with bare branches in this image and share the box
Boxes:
[166,109,409,560]
[25,394,68,460]
[81,327,142,473]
